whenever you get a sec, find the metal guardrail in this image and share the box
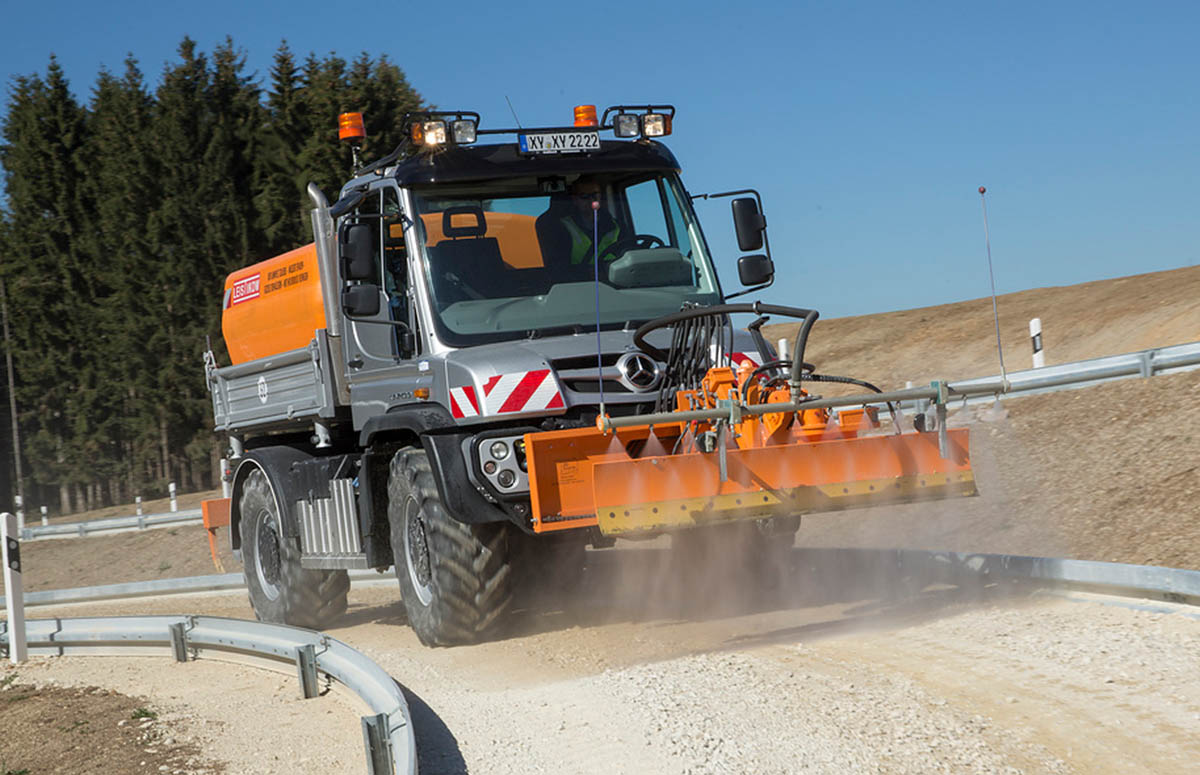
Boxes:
[0,614,416,775]
[20,509,202,542]
[5,549,1199,773]
[1,569,389,609]
[807,548,1200,608]
[950,340,1200,401]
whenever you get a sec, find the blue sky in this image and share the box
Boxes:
[3,0,1197,318]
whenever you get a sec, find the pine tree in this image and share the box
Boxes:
[254,41,310,255]
[84,57,159,497]
[0,58,92,512]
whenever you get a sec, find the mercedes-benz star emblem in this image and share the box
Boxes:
[616,352,661,392]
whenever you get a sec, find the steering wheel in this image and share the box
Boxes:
[607,234,665,256]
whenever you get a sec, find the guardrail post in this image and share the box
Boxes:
[1139,351,1153,378]
[295,644,319,699]
[361,713,394,775]
[168,622,189,662]
[77,523,86,537]
[169,482,178,513]
[2,512,27,663]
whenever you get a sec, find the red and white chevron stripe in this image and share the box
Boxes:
[448,385,481,418]
[730,351,761,368]
[449,369,565,419]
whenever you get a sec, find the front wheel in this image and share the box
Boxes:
[238,468,349,630]
[388,448,514,646]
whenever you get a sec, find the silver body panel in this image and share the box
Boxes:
[208,329,338,433]
[297,478,368,569]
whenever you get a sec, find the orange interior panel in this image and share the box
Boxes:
[421,212,544,268]
[222,243,325,364]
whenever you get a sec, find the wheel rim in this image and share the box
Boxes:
[254,509,282,601]
[403,497,434,606]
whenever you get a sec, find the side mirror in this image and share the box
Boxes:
[731,197,765,252]
[737,254,774,287]
[340,223,376,281]
[342,284,380,317]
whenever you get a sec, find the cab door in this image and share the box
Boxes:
[339,184,417,378]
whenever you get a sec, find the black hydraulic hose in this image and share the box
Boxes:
[633,303,818,361]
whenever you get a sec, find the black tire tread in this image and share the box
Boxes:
[239,469,349,630]
[388,448,513,646]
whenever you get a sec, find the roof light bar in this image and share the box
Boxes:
[403,111,482,149]
[600,104,676,139]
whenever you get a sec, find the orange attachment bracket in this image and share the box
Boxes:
[201,498,231,572]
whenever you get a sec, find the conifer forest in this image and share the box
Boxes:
[0,38,425,515]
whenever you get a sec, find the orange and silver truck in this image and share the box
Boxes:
[202,105,985,646]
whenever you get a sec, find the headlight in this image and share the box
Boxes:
[452,119,477,144]
[641,113,670,137]
[411,120,447,146]
[497,469,517,488]
[489,441,510,460]
[614,114,640,138]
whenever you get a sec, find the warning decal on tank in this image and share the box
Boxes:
[229,274,261,306]
[449,369,565,419]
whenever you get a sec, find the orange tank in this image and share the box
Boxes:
[222,243,326,364]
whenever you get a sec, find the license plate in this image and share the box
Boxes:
[518,131,600,154]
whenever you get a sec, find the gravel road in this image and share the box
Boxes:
[15,546,1200,774]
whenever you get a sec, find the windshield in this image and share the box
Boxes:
[412,172,721,346]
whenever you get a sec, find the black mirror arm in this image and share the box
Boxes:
[693,187,775,294]
[344,313,413,333]
[724,280,773,301]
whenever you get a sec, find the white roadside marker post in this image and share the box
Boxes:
[169,482,178,513]
[135,495,142,516]
[14,494,23,532]
[1030,317,1045,369]
[40,505,47,526]
[220,458,231,498]
[2,511,27,664]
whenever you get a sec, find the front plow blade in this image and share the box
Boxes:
[590,430,975,536]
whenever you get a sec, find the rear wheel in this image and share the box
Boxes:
[238,468,349,630]
[388,448,514,646]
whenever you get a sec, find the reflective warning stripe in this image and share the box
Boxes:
[730,352,760,368]
[449,370,564,419]
[449,386,480,418]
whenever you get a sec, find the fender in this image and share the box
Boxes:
[359,402,456,447]
[228,445,315,557]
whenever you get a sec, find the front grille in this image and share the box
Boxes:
[550,352,659,401]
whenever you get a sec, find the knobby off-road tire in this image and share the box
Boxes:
[388,448,514,646]
[239,469,350,630]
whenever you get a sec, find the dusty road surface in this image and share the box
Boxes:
[5,265,1199,772]
[9,545,1200,774]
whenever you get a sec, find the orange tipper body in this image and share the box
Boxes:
[221,243,325,364]
[524,371,975,536]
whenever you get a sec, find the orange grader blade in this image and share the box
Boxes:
[524,426,975,535]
